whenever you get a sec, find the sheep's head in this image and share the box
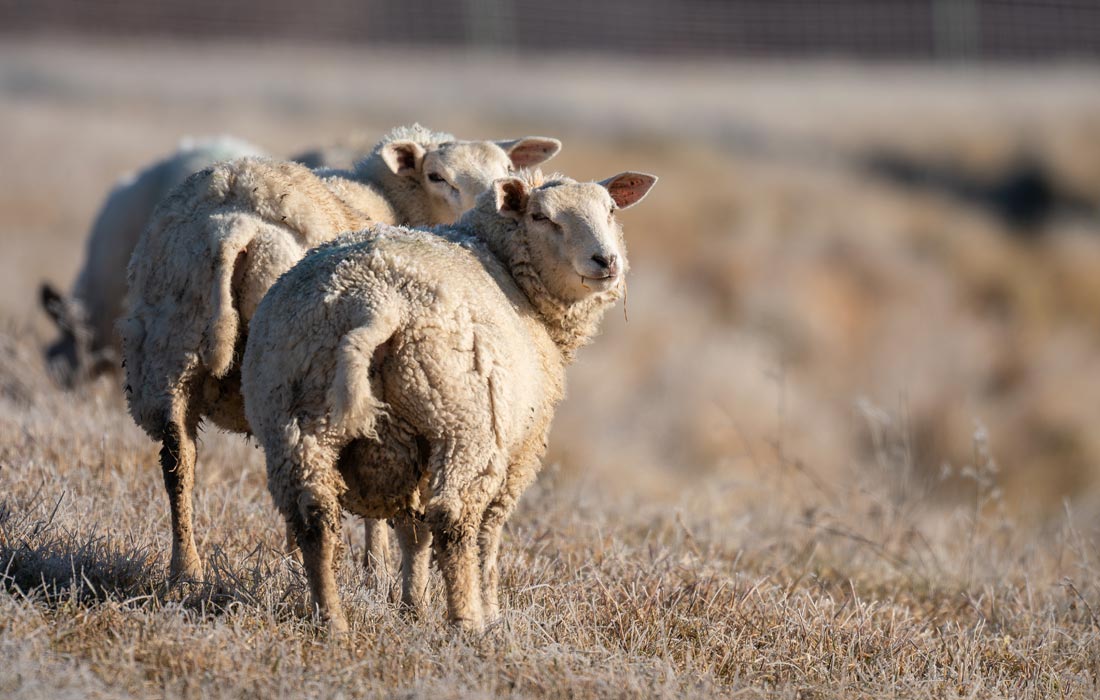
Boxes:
[379,136,561,224]
[39,283,114,387]
[494,171,658,303]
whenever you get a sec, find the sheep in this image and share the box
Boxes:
[121,125,562,586]
[240,168,658,633]
[39,133,391,388]
[40,136,267,387]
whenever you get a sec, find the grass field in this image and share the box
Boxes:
[4,40,1100,698]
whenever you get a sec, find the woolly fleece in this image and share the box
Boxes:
[241,169,657,632]
[120,127,562,584]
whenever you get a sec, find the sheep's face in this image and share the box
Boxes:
[380,136,561,224]
[495,172,658,303]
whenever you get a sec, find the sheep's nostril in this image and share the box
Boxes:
[592,254,617,271]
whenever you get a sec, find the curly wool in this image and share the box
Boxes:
[241,171,630,631]
[373,123,456,150]
[43,137,266,385]
[120,127,562,587]
[123,123,478,437]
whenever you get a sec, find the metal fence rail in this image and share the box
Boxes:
[1,0,1098,60]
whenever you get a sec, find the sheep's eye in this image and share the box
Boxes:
[532,213,549,222]
[427,173,447,183]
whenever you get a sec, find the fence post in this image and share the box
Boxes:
[932,0,980,60]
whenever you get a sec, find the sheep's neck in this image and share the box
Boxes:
[354,156,429,226]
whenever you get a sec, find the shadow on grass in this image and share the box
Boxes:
[0,491,308,621]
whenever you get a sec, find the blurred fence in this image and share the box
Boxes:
[1,0,1098,60]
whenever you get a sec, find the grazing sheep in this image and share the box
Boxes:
[40,136,266,387]
[240,169,658,633]
[121,126,562,585]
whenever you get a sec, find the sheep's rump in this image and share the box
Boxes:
[54,138,266,372]
[121,157,374,437]
[241,226,549,519]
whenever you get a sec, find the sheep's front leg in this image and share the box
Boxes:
[160,411,203,584]
[362,518,391,581]
[394,516,432,615]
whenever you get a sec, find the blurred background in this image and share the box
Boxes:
[3,0,1100,523]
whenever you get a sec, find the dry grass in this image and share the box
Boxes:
[4,329,1100,699]
[4,39,1100,698]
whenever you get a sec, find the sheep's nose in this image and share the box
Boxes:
[592,254,618,272]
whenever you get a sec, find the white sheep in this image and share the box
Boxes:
[120,126,562,586]
[240,169,658,633]
[40,136,267,387]
[39,134,393,387]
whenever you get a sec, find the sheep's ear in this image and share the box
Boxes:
[493,177,530,219]
[380,140,426,177]
[40,282,72,330]
[599,172,658,210]
[498,137,562,168]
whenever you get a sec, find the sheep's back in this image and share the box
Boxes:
[335,228,557,454]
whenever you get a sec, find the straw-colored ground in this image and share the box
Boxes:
[3,40,1100,698]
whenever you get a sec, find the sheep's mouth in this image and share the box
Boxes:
[577,271,620,290]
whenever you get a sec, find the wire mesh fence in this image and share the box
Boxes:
[1,0,1098,59]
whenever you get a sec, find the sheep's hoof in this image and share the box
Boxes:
[484,605,501,626]
[451,615,485,634]
[324,612,350,639]
[397,599,428,620]
[361,553,390,582]
[168,558,204,587]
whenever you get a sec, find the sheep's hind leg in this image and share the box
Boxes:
[479,460,538,624]
[394,516,432,616]
[431,514,483,631]
[427,448,491,631]
[290,491,349,636]
[160,411,203,584]
[284,520,301,560]
[478,516,506,625]
[274,439,349,635]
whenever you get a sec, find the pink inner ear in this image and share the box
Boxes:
[395,147,417,172]
[608,177,650,207]
[509,141,558,168]
[503,185,523,211]
[498,181,527,214]
[383,142,422,175]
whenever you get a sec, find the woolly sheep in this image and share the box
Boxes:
[240,168,658,633]
[39,134,390,387]
[121,125,562,585]
[40,136,267,387]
